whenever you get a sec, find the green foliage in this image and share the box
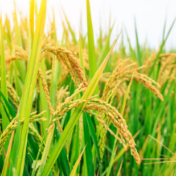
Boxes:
[0,1,176,176]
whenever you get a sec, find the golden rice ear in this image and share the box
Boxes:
[99,56,163,164]
[134,73,163,101]
[42,45,88,88]
[85,97,140,164]
[0,111,46,154]
[102,58,163,102]
[42,35,120,175]
[38,69,55,116]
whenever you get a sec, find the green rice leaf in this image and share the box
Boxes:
[83,113,94,176]
[1,131,14,176]
[29,0,34,48]
[149,18,176,76]
[134,20,142,66]
[86,0,97,82]
[0,90,17,118]
[62,8,77,45]
[1,19,9,130]
[15,0,47,175]
[70,146,86,176]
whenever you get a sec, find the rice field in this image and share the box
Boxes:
[0,0,176,175]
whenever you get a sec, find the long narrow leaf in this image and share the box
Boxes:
[86,0,97,85]
[15,0,47,175]
[70,146,86,176]
[1,131,14,176]
[1,19,9,130]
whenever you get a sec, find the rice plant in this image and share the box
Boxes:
[0,0,176,175]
